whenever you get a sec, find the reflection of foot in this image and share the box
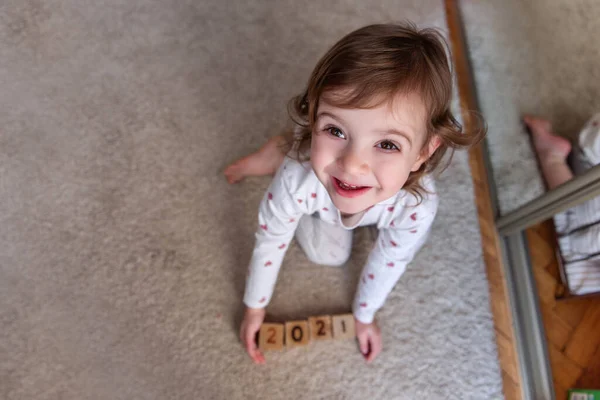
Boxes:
[224,135,287,184]
[523,115,572,164]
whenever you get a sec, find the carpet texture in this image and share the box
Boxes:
[0,1,502,399]
[461,0,600,214]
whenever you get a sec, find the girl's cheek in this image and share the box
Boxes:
[310,134,323,158]
[312,133,337,157]
[310,136,329,168]
[376,160,411,191]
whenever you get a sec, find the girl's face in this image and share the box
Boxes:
[310,92,437,215]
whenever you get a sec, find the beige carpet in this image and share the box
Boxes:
[0,1,502,399]
[461,0,600,214]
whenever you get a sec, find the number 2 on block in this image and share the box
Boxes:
[267,327,277,344]
[308,316,332,341]
[317,321,325,336]
[259,323,284,351]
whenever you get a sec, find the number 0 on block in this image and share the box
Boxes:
[258,323,284,351]
[285,320,310,348]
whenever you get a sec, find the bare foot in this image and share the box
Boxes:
[523,115,572,164]
[523,115,575,188]
[224,135,287,184]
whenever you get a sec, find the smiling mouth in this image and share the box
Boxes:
[332,177,372,198]
[338,180,364,190]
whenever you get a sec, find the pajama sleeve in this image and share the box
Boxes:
[243,161,304,309]
[352,197,439,323]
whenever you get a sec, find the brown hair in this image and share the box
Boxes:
[285,22,485,203]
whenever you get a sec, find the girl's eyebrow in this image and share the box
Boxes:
[316,111,344,124]
[385,129,413,148]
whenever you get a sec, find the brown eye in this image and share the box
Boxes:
[378,141,399,151]
[327,127,345,139]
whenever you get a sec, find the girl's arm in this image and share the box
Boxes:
[243,159,304,308]
[352,196,439,324]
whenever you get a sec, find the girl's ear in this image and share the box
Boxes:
[410,135,442,172]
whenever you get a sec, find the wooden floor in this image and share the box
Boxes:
[526,221,600,398]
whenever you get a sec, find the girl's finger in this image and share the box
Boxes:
[245,327,266,364]
[366,335,382,363]
[245,330,257,352]
[248,343,265,364]
[240,328,246,345]
[254,349,266,364]
[357,332,370,356]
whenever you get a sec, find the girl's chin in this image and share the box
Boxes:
[332,201,370,215]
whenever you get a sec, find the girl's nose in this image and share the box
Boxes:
[338,147,370,176]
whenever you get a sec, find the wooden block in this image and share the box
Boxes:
[258,323,284,351]
[308,316,332,341]
[285,320,310,348]
[331,314,355,340]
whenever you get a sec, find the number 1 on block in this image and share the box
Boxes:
[258,323,284,351]
[332,314,356,340]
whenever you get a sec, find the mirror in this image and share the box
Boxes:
[460,1,600,397]
[462,1,600,214]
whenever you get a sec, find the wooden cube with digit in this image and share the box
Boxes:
[308,315,333,341]
[258,323,285,351]
[285,320,310,348]
[332,314,356,340]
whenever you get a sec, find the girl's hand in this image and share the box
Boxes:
[240,306,267,364]
[355,318,382,363]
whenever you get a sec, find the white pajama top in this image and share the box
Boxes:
[243,156,439,323]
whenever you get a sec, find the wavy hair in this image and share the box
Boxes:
[285,22,485,203]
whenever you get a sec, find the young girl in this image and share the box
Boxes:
[224,23,484,364]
